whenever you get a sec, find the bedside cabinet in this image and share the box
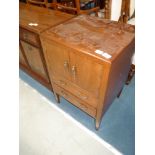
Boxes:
[41,15,135,129]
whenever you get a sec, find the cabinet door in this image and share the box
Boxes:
[69,52,104,98]
[20,40,49,81]
[19,44,28,67]
[43,40,71,81]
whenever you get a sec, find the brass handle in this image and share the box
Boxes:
[77,92,88,100]
[58,80,66,86]
[80,95,88,100]
[77,102,87,110]
[64,61,69,69]
[71,66,76,79]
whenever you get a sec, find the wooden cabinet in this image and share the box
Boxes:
[19,27,51,89]
[41,15,135,129]
[19,2,74,90]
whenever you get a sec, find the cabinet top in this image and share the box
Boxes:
[41,15,135,62]
[19,2,75,34]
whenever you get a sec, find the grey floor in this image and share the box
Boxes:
[19,70,135,155]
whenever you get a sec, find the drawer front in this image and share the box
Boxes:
[53,83,96,118]
[20,28,40,47]
[52,76,98,108]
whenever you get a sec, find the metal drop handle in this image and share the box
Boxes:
[77,92,88,100]
[71,66,76,80]
[64,61,69,69]
[58,80,66,86]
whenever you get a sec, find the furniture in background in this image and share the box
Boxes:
[119,0,135,24]
[41,15,135,129]
[19,2,74,90]
[120,0,135,84]
[52,0,100,15]
[104,0,135,84]
[26,0,48,7]
[126,0,135,84]
[25,0,100,15]
[104,0,122,20]
[104,0,134,24]
[26,0,57,8]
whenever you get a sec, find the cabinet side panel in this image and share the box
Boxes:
[103,39,135,114]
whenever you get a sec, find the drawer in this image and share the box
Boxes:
[53,83,96,118]
[52,76,98,108]
[19,28,40,47]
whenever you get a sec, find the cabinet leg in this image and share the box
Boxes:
[117,88,123,98]
[126,64,135,85]
[95,119,101,130]
[54,92,60,103]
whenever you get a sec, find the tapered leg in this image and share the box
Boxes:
[54,92,60,103]
[126,64,135,85]
[117,88,123,98]
[95,119,101,130]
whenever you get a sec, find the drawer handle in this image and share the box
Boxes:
[77,92,88,100]
[80,95,88,100]
[58,80,66,86]
[71,66,76,80]
[77,102,88,110]
[64,61,69,69]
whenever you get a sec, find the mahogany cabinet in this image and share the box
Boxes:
[41,15,135,129]
[19,2,74,90]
